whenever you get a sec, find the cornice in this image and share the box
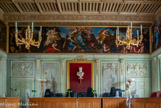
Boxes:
[4,14,155,26]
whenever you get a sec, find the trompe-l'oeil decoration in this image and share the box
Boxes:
[77,67,84,83]
[15,22,42,50]
[115,22,143,50]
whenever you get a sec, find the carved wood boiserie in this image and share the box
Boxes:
[0,0,160,24]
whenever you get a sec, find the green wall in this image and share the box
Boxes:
[0,49,7,97]
[6,53,151,101]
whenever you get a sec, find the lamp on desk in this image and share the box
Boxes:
[37,79,47,97]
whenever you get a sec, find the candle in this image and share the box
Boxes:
[15,22,17,33]
[131,22,132,32]
[32,22,34,32]
[40,26,42,32]
[39,31,41,37]
[141,25,142,35]
[117,26,119,35]
[137,30,139,40]
[25,31,27,39]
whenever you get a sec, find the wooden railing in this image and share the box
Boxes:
[103,98,126,108]
[0,97,20,108]
[132,98,161,108]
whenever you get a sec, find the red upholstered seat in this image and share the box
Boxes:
[160,94,161,97]
[150,92,157,98]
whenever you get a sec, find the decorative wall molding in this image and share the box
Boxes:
[36,60,40,74]
[73,56,87,61]
[101,62,119,93]
[61,59,65,76]
[42,62,59,93]
[126,61,149,77]
[11,61,34,77]
[96,59,100,75]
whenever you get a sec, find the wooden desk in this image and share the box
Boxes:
[132,98,161,108]
[0,98,20,108]
[103,98,126,108]
[29,98,77,108]
[44,98,77,108]
[78,98,101,108]
[29,98,44,108]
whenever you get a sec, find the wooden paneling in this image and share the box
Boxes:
[0,98,20,108]
[29,98,43,108]
[44,98,77,108]
[78,98,101,108]
[103,98,126,108]
[132,98,161,108]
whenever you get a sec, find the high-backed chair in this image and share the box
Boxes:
[54,93,63,97]
[78,92,87,97]
[150,92,157,98]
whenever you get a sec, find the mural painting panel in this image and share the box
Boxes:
[9,26,150,53]
[0,20,7,52]
[152,17,161,52]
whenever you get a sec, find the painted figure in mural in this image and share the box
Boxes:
[102,44,110,53]
[157,20,161,45]
[45,28,61,46]
[45,41,60,53]
[63,35,77,52]
[81,28,98,52]
[97,29,110,44]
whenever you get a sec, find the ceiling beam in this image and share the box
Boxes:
[34,0,43,14]
[56,0,62,14]
[99,1,103,14]
[79,0,82,13]
[0,8,4,20]
[12,0,23,14]
[118,0,124,14]
[137,3,144,15]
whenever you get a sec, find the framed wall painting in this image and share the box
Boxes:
[67,60,94,92]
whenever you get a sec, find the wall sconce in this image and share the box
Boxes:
[76,67,84,83]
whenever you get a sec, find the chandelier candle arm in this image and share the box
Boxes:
[14,22,42,50]
[115,23,143,50]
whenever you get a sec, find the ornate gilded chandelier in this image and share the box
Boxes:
[15,22,42,50]
[115,22,143,49]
